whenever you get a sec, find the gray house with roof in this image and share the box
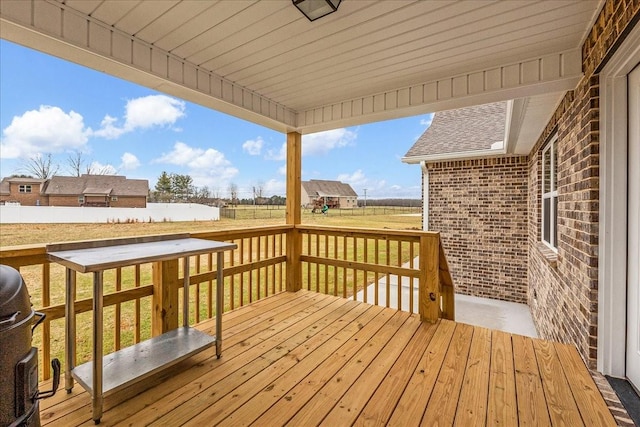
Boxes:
[0,175,149,208]
[301,179,358,209]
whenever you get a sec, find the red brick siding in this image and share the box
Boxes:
[48,195,83,206]
[428,156,529,303]
[0,182,46,206]
[111,196,146,208]
[529,0,639,368]
[47,195,146,208]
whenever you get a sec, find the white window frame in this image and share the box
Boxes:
[78,196,84,204]
[19,185,32,193]
[541,134,558,251]
[111,196,118,202]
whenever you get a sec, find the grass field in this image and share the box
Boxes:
[0,206,421,247]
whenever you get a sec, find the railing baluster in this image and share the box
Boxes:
[115,267,122,351]
[333,235,338,296]
[342,236,347,299]
[133,264,142,344]
[385,239,391,308]
[195,254,201,324]
[373,238,380,305]
[363,238,368,303]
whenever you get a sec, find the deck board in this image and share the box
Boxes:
[38,290,616,427]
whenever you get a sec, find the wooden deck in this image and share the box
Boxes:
[39,290,616,426]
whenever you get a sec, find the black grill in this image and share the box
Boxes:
[0,265,59,427]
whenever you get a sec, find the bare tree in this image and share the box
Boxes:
[86,163,117,175]
[252,181,265,205]
[228,182,238,206]
[67,150,86,176]
[21,153,59,179]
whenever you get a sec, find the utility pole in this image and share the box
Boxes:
[363,188,367,208]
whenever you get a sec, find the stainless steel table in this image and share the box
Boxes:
[47,235,237,424]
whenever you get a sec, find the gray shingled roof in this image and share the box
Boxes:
[302,180,357,197]
[44,175,148,197]
[404,101,507,158]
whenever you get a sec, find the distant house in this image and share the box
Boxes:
[0,177,49,206]
[0,175,149,208]
[301,180,358,209]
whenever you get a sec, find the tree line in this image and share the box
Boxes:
[150,171,285,206]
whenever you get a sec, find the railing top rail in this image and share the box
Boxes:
[192,224,293,240]
[1,226,294,255]
[296,224,440,239]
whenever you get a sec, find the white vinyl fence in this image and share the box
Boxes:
[0,203,220,224]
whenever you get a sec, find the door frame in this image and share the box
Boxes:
[598,22,640,377]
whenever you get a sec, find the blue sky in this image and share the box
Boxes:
[0,40,432,200]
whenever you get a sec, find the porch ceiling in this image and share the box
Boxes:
[1,0,602,149]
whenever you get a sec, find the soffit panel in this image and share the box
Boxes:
[2,0,603,135]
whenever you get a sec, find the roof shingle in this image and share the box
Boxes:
[404,101,507,159]
[302,180,357,197]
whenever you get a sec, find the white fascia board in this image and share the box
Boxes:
[401,147,508,164]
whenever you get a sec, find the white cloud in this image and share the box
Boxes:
[420,114,434,127]
[93,95,186,139]
[120,152,140,170]
[242,137,264,156]
[265,142,286,161]
[0,106,89,159]
[337,169,394,197]
[125,95,185,130]
[277,165,287,175]
[93,115,122,139]
[302,128,356,156]
[153,141,238,188]
[264,179,286,196]
[337,169,367,187]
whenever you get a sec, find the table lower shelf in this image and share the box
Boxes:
[72,327,215,397]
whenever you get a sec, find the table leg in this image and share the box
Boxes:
[64,268,75,393]
[216,252,223,358]
[92,271,104,424]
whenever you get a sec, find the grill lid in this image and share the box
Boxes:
[0,264,33,331]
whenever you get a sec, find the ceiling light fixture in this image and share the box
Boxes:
[292,0,341,22]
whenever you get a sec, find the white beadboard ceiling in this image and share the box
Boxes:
[0,0,603,152]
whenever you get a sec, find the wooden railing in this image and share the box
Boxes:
[297,225,454,321]
[0,224,453,381]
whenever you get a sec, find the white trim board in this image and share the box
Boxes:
[598,22,640,377]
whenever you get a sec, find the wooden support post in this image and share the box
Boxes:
[419,234,440,322]
[439,242,455,320]
[286,131,302,292]
[152,259,179,335]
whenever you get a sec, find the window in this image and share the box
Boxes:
[78,196,84,204]
[542,135,558,250]
[111,196,118,202]
[19,185,32,193]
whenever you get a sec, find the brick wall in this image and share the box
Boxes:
[428,156,529,303]
[528,0,639,368]
[111,196,146,208]
[1,182,46,206]
[48,195,146,208]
